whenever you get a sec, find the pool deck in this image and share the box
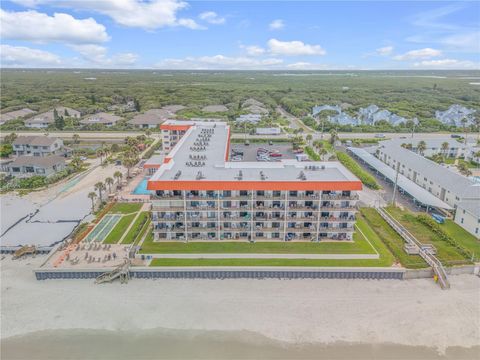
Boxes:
[116,170,151,202]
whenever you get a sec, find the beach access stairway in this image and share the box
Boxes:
[95,259,131,284]
[375,206,450,290]
[12,245,36,259]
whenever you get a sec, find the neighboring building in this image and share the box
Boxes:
[0,108,36,125]
[255,127,281,135]
[80,112,122,127]
[454,201,480,238]
[375,143,480,210]
[148,120,362,242]
[108,100,136,113]
[382,138,470,158]
[312,105,342,118]
[435,105,476,127]
[328,113,360,126]
[6,155,66,178]
[357,105,409,126]
[12,136,64,157]
[129,110,166,129]
[25,107,81,128]
[236,114,262,123]
[465,146,480,164]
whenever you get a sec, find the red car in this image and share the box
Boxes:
[270,153,282,157]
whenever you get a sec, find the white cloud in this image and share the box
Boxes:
[0,44,62,67]
[11,0,202,31]
[376,46,394,56]
[155,55,283,69]
[69,45,139,67]
[440,31,480,52]
[0,9,109,44]
[267,39,326,56]
[199,11,225,25]
[286,62,329,70]
[413,59,479,69]
[269,19,285,30]
[393,48,442,60]
[242,45,266,56]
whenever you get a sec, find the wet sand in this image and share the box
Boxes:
[2,328,479,360]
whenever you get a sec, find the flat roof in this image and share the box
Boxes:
[348,147,452,209]
[148,121,361,191]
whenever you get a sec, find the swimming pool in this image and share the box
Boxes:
[132,178,151,195]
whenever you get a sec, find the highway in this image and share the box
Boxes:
[2,130,477,142]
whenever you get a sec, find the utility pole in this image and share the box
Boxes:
[411,122,416,138]
[392,161,400,207]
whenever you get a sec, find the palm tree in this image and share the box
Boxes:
[417,140,427,156]
[70,156,84,171]
[122,154,138,178]
[94,182,106,200]
[96,148,104,163]
[114,170,123,186]
[306,134,313,146]
[329,128,338,145]
[319,148,328,161]
[145,129,152,138]
[88,192,97,212]
[441,141,449,161]
[105,177,114,194]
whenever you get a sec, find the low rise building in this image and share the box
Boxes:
[25,107,81,128]
[80,112,122,127]
[128,109,167,129]
[382,138,470,158]
[0,108,37,125]
[6,155,66,177]
[236,114,262,124]
[148,120,362,242]
[454,201,480,238]
[12,136,64,157]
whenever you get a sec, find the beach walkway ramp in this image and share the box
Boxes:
[13,245,36,260]
[95,259,131,284]
[375,206,450,290]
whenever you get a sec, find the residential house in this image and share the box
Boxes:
[0,108,36,126]
[80,112,122,127]
[6,155,66,178]
[12,136,64,157]
[24,107,81,128]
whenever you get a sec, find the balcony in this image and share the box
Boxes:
[322,194,359,201]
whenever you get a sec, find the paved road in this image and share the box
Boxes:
[276,106,314,133]
[3,130,478,142]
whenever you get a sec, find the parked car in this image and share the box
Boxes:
[374,133,385,138]
[450,134,461,138]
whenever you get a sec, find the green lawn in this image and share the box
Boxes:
[103,214,136,244]
[139,225,376,254]
[109,203,142,214]
[355,215,395,267]
[385,206,470,265]
[121,212,149,244]
[132,220,151,246]
[440,220,480,261]
[360,208,428,269]
[149,258,394,267]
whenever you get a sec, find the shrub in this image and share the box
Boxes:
[336,151,381,190]
[304,146,320,161]
[417,214,474,261]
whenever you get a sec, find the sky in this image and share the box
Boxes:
[0,1,479,70]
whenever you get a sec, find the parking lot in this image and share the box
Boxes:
[230,143,296,162]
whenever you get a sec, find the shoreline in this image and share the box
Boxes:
[2,256,479,353]
[2,328,479,360]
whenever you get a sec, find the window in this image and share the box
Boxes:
[461,218,464,224]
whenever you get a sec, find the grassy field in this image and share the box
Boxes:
[360,208,428,269]
[109,203,143,214]
[103,214,136,244]
[149,258,394,267]
[385,206,470,265]
[121,212,149,244]
[139,222,377,254]
[440,220,480,261]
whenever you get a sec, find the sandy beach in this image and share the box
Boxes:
[1,255,479,357]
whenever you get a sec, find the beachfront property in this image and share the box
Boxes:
[375,141,480,237]
[24,107,81,128]
[148,120,361,242]
[80,112,122,127]
[12,136,64,157]
[454,200,480,237]
[4,155,66,178]
[0,108,37,126]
